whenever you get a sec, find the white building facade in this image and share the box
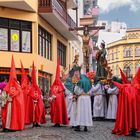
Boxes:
[97,20,127,45]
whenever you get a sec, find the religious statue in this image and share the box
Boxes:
[76,26,100,73]
[72,54,79,67]
[69,55,81,82]
[61,67,68,82]
[77,26,99,56]
[64,55,81,97]
[106,66,113,80]
[96,42,108,79]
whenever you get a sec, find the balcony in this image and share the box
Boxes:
[38,0,78,40]
[0,0,37,12]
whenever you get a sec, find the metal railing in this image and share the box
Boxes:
[38,0,76,28]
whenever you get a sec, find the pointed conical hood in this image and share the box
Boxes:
[119,68,130,84]
[50,57,64,94]
[20,60,29,90]
[9,55,17,81]
[4,55,22,95]
[31,62,37,86]
[113,81,123,89]
[55,57,60,81]
[21,61,27,82]
[132,67,140,84]
[29,62,42,100]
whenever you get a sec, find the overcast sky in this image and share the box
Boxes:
[98,0,140,28]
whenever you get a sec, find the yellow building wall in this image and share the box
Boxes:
[0,7,37,22]
[0,0,38,12]
[0,7,69,82]
[107,29,140,78]
[0,7,37,68]
[37,16,68,81]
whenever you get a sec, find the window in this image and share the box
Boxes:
[135,47,140,56]
[124,64,133,77]
[11,29,20,51]
[21,21,32,30]
[116,65,119,76]
[22,31,31,52]
[0,17,32,53]
[38,27,52,60]
[112,50,114,60]
[116,49,118,59]
[126,49,129,57]
[129,48,132,56]
[57,41,66,67]
[135,63,140,72]
[124,48,132,57]
[0,18,8,27]
[129,64,133,76]
[9,20,20,29]
[107,54,110,61]
[112,65,114,75]
[38,73,51,97]
[124,48,127,57]
[0,28,8,50]
[123,64,129,76]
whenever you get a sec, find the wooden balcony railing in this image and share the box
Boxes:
[38,0,76,29]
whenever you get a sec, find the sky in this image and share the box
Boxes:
[98,0,140,28]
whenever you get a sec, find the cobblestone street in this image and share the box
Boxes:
[0,121,140,140]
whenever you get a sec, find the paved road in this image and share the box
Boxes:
[0,120,139,140]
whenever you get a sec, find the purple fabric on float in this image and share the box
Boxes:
[0,82,7,90]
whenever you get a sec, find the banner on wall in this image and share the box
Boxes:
[0,28,8,51]
[11,29,19,51]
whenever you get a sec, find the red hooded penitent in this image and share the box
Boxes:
[21,61,33,124]
[50,58,69,125]
[112,67,140,135]
[2,55,25,130]
[28,62,46,124]
[119,68,130,84]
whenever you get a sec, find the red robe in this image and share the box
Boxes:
[134,84,140,131]
[112,84,140,135]
[24,90,34,124]
[28,85,46,124]
[21,81,33,124]
[2,81,25,130]
[50,84,69,125]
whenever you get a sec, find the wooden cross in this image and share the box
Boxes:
[69,25,105,31]
[69,16,105,73]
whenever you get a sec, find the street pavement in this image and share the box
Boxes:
[0,120,140,140]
